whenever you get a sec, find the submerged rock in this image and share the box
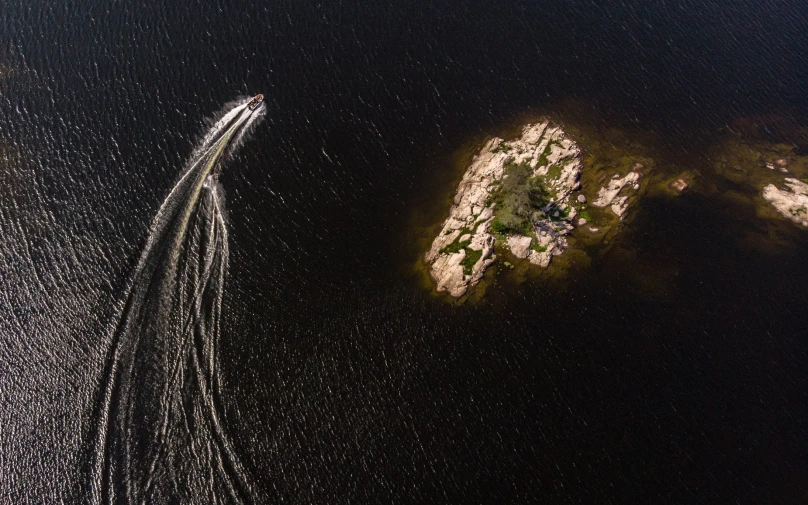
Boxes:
[710,118,808,228]
[671,178,688,192]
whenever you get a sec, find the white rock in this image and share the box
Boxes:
[593,171,641,217]
[578,218,587,226]
[431,252,467,297]
[611,196,630,218]
[577,194,587,203]
[762,178,808,227]
[507,235,533,259]
[475,206,494,223]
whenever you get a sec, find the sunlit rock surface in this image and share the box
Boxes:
[762,179,808,227]
[592,171,641,218]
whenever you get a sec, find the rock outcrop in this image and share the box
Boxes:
[592,171,642,218]
[425,121,582,297]
[762,179,808,227]
[422,137,502,297]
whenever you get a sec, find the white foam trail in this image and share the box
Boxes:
[90,97,263,504]
[197,102,250,153]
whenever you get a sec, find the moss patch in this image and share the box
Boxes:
[547,164,562,180]
[491,141,511,153]
[536,141,557,168]
[460,248,483,275]
[439,231,471,255]
[530,241,547,253]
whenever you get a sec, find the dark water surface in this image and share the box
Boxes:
[2,1,808,503]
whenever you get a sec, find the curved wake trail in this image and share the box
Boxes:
[89,99,264,504]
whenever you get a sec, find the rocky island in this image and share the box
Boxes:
[424,121,650,298]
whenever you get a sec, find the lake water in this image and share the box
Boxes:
[2,1,808,503]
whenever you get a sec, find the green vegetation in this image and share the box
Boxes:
[486,157,574,250]
[536,141,557,168]
[548,206,569,222]
[491,141,511,153]
[491,219,519,235]
[530,240,547,253]
[489,160,551,238]
[439,228,487,276]
[439,231,471,255]
[460,248,483,275]
[801,177,808,184]
[579,210,592,221]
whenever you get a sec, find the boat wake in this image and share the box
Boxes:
[89,97,264,504]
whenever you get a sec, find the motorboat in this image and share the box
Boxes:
[247,94,264,111]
